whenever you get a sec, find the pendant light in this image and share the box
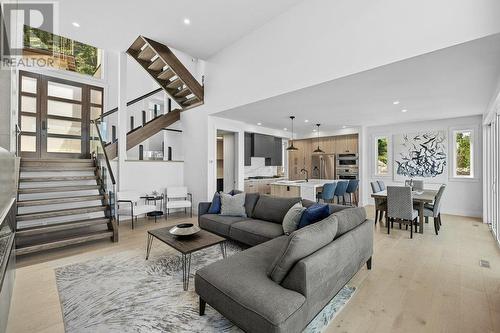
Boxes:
[286,116,299,151]
[313,124,325,154]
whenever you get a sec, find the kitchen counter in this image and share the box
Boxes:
[244,177,286,194]
[270,179,338,201]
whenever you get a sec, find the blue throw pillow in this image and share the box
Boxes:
[297,203,330,229]
[208,192,221,214]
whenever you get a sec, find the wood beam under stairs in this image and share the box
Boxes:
[105,109,181,160]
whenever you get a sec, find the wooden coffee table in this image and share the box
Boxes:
[145,227,227,291]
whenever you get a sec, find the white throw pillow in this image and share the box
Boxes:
[220,193,247,217]
[282,202,306,235]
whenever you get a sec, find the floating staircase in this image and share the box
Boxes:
[16,158,118,256]
[104,108,181,160]
[103,36,204,160]
[127,36,204,110]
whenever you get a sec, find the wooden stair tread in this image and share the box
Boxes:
[15,230,114,256]
[137,46,155,61]
[129,36,146,51]
[20,176,98,182]
[157,68,175,81]
[20,166,96,172]
[21,158,93,163]
[166,79,184,89]
[182,96,199,106]
[174,87,192,98]
[16,205,107,221]
[18,185,101,194]
[17,195,104,207]
[148,57,165,71]
[17,217,110,237]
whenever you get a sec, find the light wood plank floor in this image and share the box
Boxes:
[6,207,500,333]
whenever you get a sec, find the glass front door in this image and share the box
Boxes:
[18,71,103,158]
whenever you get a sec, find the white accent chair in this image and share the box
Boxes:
[116,191,157,229]
[165,187,192,219]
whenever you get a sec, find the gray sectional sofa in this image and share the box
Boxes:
[195,193,373,333]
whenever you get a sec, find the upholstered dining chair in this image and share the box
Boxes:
[423,184,446,235]
[405,179,424,191]
[377,180,386,191]
[370,181,386,224]
[317,182,337,203]
[387,186,419,238]
[345,180,359,206]
[334,181,349,205]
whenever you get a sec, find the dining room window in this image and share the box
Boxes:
[375,136,389,175]
[452,129,474,178]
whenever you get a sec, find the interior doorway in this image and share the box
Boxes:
[18,71,103,159]
[216,130,237,193]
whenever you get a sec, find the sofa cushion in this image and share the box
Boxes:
[268,214,339,283]
[198,214,249,237]
[195,236,305,332]
[282,203,306,235]
[220,193,247,217]
[252,195,301,224]
[297,203,330,229]
[333,207,367,238]
[302,199,349,214]
[230,219,284,246]
[245,192,260,218]
[207,192,221,214]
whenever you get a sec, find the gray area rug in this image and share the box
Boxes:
[55,241,355,333]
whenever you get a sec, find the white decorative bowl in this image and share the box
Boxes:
[169,223,201,236]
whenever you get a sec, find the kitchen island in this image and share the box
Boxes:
[270,179,337,202]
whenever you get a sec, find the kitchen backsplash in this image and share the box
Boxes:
[245,157,278,178]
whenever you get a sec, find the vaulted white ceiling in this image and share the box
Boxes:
[57,0,304,58]
[214,33,500,134]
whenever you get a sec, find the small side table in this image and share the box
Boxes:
[147,210,163,223]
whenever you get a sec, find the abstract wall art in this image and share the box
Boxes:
[393,131,447,182]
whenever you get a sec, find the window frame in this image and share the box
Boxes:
[373,135,391,177]
[451,128,475,179]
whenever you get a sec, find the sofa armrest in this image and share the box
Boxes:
[281,219,373,297]
[198,202,211,216]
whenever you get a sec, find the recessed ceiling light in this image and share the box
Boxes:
[342,125,347,129]
[401,109,408,113]
[183,18,191,25]
[283,128,288,131]
[257,122,262,126]
[312,129,317,132]
[304,119,309,123]
[393,101,400,105]
[72,22,80,27]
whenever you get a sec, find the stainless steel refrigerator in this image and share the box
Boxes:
[311,154,336,179]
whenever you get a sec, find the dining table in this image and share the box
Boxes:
[371,189,438,234]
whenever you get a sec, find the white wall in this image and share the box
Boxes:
[203,0,500,115]
[111,160,184,194]
[362,115,483,217]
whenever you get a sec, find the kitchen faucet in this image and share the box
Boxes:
[300,168,309,182]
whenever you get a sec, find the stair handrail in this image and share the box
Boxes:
[90,119,116,186]
[101,88,165,119]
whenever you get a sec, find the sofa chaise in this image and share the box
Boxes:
[195,193,373,333]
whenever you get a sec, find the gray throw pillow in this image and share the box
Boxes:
[282,203,306,235]
[268,214,338,283]
[220,193,247,217]
[252,195,301,224]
